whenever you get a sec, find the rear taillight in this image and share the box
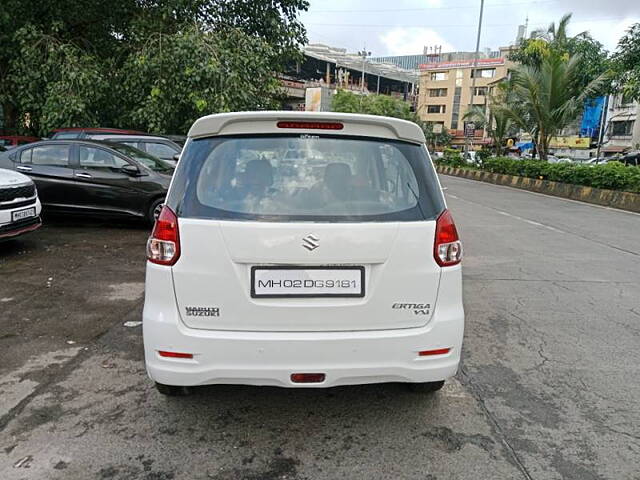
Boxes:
[434,209,462,267]
[147,206,180,266]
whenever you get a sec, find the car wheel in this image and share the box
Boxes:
[406,380,445,393]
[148,198,165,224]
[155,382,191,396]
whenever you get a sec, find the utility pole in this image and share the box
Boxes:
[595,95,609,161]
[466,0,485,154]
[358,49,371,93]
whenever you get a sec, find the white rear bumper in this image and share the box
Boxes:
[143,263,464,388]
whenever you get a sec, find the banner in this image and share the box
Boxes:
[419,58,504,71]
[548,136,591,149]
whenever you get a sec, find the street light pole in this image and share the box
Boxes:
[466,0,485,154]
[358,49,371,93]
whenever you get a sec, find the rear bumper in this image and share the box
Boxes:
[144,321,462,388]
[143,264,464,388]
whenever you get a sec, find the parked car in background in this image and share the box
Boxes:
[50,127,146,139]
[96,135,182,165]
[51,128,182,165]
[0,140,173,223]
[547,155,573,164]
[166,135,187,147]
[0,135,41,149]
[0,168,42,240]
[620,151,640,167]
[585,157,609,165]
[463,151,477,164]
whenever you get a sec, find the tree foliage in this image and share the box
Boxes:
[612,23,640,101]
[332,89,451,149]
[509,13,610,96]
[120,27,283,134]
[463,80,518,156]
[495,54,608,160]
[0,0,309,136]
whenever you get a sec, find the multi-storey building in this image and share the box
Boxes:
[417,48,513,148]
[602,94,640,156]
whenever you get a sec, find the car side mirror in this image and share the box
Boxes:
[121,164,141,176]
[172,153,180,162]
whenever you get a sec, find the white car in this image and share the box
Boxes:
[143,112,464,395]
[0,168,42,241]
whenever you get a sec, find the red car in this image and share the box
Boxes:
[0,136,41,149]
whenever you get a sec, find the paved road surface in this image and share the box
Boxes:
[1,177,639,480]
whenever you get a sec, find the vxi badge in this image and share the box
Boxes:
[392,303,431,315]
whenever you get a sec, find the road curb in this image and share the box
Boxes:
[436,166,640,213]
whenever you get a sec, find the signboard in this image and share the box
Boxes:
[305,87,332,112]
[548,136,591,149]
[419,57,505,71]
[464,123,475,137]
[432,123,443,134]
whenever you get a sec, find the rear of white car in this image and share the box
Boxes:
[0,169,42,241]
[143,112,463,395]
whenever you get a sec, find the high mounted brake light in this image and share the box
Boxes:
[276,121,344,130]
[434,209,462,267]
[147,206,181,266]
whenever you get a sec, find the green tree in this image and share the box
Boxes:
[0,0,309,135]
[612,23,640,101]
[497,54,608,160]
[463,80,518,156]
[509,13,610,96]
[120,27,283,134]
[332,89,451,148]
[422,123,452,151]
[332,90,416,121]
[6,26,109,136]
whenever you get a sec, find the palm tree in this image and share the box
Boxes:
[463,81,517,156]
[495,53,608,160]
[531,13,576,47]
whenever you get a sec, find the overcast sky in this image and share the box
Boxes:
[300,0,639,57]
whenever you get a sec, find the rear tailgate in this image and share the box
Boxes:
[171,219,441,332]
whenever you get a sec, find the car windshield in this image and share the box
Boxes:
[167,135,445,222]
[109,143,173,172]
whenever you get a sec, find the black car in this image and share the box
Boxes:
[0,140,173,223]
[51,129,182,165]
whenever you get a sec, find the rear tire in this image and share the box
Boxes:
[406,380,445,393]
[147,198,165,225]
[155,382,191,396]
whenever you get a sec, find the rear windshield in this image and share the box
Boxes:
[167,135,444,222]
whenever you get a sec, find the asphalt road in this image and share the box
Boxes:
[1,178,639,480]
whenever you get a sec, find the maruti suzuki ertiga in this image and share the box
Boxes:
[143,112,464,396]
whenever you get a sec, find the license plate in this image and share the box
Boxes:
[12,207,36,222]
[251,266,365,298]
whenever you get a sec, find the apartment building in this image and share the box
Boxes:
[417,49,512,148]
[602,94,640,156]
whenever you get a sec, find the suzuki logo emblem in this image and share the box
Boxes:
[302,234,320,251]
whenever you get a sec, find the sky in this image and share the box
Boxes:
[300,0,639,57]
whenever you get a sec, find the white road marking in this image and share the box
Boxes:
[495,210,561,232]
